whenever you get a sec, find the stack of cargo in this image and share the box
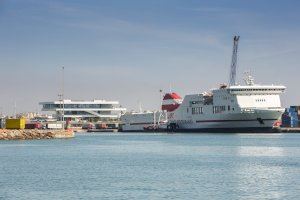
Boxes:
[296,106,300,127]
[281,106,300,128]
[290,106,300,127]
[95,123,108,129]
[47,122,63,129]
[0,118,4,129]
[82,123,95,130]
[281,110,291,127]
[25,122,42,129]
[6,118,26,129]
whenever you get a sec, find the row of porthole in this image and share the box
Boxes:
[256,99,266,102]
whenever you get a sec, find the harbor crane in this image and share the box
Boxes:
[229,36,240,86]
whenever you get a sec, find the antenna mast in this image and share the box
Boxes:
[229,36,240,86]
[62,66,65,124]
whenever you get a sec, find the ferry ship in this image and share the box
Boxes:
[163,36,286,132]
[120,110,167,132]
[163,79,285,132]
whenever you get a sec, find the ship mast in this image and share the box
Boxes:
[229,36,240,86]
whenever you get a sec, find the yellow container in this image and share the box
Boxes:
[6,118,26,129]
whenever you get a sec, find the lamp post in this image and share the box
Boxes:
[62,66,65,129]
[58,66,65,130]
[159,89,163,111]
[58,94,63,129]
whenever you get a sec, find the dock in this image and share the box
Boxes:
[279,128,300,133]
[87,129,118,133]
[0,129,74,140]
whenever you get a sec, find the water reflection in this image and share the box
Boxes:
[237,146,285,157]
[230,145,287,199]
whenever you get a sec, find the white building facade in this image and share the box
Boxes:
[40,99,126,122]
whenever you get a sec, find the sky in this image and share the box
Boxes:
[0,0,300,115]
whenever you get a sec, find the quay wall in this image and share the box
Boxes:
[0,129,74,140]
[279,127,300,133]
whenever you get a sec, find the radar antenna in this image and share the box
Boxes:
[243,71,255,86]
[229,36,240,86]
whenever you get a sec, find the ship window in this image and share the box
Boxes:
[228,105,230,111]
[192,107,203,115]
[213,106,226,114]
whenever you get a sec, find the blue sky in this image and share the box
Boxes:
[0,0,300,114]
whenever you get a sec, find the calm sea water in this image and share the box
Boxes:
[0,133,300,200]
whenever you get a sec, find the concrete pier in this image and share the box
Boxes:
[279,127,300,133]
[0,129,74,140]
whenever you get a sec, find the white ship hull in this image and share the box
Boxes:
[172,109,283,132]
[120,111,167,132]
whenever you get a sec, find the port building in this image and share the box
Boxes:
[39,99,126,122]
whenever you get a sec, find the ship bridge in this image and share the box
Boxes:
[227,85,286,95]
